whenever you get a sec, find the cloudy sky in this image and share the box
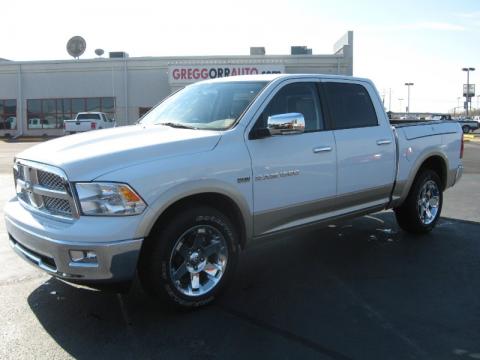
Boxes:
[2,0,479,113]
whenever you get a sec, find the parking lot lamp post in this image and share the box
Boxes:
[405,83,414,114]
[462,67,475,116]
[398,98,404,114]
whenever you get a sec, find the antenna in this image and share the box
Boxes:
[66,36,86,59]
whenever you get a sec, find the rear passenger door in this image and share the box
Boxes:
[322,81,396,209]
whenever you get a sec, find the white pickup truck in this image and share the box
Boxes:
[5,74,463,309]
[64,112,114,134]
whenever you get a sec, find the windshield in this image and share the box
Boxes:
[140,81,267,130]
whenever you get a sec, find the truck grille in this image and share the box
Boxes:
[14,160,78,220]
[37,170,65,191]
[43,196,72,216]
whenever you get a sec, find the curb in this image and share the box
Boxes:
[1,137,58,143]
[464,134,480,143]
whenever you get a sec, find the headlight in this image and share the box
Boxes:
[75,182,146,216]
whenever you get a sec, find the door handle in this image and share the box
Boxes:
[376,139,392,145]
[313,146,332,153]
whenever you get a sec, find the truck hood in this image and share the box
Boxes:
[17,125,222,180]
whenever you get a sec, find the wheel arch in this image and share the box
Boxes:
[395,152,448,207]
[417,155,448,190]
[151,192,248,249]
[138,182,252,251]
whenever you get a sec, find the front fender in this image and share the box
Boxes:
[134,179,253,243]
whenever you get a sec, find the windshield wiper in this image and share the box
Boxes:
[158,122,197,130]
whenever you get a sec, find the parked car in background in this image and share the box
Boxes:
[6,116,16,129]
[28,118,51,129]
[431,115,478,133]
[64,112,115,134]
[457,118,479,134]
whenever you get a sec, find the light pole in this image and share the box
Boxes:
[462,67,475,116]
[389,88,392,112]
[398,98,404,115]
[405,82,414,115]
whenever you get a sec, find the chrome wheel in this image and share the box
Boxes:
[417,180,440,225]
[169,225,228,297]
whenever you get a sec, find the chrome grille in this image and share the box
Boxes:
[43,196,72,216]
[14,160,78,220]
[37,170,65,191]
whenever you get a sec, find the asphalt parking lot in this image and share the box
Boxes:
[0,139,479,360]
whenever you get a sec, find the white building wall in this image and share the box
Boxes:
[0,32,353,137]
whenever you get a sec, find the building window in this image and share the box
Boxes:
[139,107,152,118]
[27,97,115,129]
[0,99,17,130]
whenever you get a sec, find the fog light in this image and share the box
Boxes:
[69,250,98,264]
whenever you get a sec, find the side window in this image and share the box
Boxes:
[324,82,378,129]
[256,82,324,132]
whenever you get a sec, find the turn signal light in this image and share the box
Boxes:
[119,185,142,202]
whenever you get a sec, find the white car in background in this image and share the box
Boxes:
[64,112,115,134]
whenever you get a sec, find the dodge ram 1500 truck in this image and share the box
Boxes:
[5,74,463,308]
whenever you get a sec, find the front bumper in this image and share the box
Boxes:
[5,198,143,283]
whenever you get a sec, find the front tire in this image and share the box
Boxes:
[462,125,470,134]
[139,206,239,309]
[394,169,443,234]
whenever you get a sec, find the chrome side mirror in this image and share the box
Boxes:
[267,113,305,135]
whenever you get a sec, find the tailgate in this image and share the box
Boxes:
[64,120,92,132]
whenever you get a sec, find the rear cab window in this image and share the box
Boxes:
[323,82,378,129]
[77,113,101,120]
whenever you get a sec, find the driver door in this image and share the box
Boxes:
[246,80,337,236]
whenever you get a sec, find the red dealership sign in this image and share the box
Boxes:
[168,65,285,84]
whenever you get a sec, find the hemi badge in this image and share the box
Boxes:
[237,176,251,184]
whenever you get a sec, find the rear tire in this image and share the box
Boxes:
[394,169,443,234]
[139,206,240,309]
[462,125,470,134]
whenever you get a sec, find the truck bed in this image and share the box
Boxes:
[389,119,446,128]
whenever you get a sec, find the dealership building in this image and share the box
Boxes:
[0,32,353,137]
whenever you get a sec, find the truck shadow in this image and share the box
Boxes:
[27,212,480,360]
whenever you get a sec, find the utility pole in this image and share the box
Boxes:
[389,88,392,112]
[405,82,414,114]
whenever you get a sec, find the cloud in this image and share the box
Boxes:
[360,21,466,34]
[455,11,480,19]
[401,22,466,31]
